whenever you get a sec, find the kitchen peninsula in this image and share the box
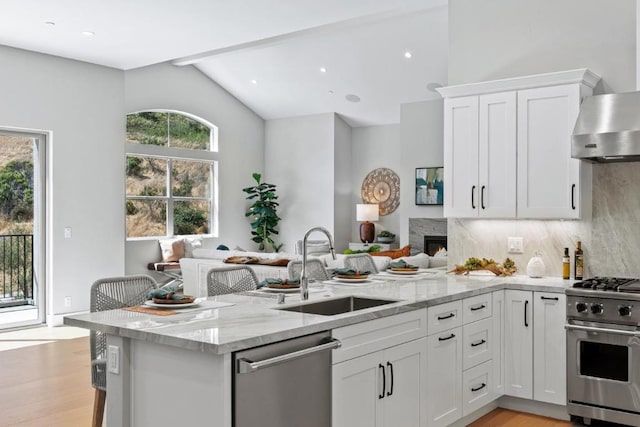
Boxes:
[65,274,573,427]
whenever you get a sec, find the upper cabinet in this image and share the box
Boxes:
[438,69,600,219]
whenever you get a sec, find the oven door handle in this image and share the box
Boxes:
[565,324,640,337]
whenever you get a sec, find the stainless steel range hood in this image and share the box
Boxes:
[572,91,640,163]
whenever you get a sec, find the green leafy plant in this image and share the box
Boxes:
[242,173,282,252]
[377,230,395,238]
[343,245,381,254]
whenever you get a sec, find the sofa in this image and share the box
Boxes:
[180,248,448,297]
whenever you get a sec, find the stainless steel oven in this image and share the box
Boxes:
[566,277,640,426]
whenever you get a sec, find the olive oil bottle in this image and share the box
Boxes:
[574,241,584,280]
[562,248,570,279]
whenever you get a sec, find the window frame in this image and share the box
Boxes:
[125,110,219,240]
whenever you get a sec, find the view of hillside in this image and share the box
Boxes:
[125,112,212,238]
[0,135,34,236]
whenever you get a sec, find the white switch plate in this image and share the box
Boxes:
[64,296,72,307]
[64,227,72,239]
[507,237,524,253]
[108,345,120,375]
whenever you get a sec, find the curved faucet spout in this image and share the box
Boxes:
[300,227,335,300]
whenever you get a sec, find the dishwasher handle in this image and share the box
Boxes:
[237,338,341,374]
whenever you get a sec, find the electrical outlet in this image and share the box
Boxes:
[108,345,120,375]
[64,296,72,307]
[507,237,524,254]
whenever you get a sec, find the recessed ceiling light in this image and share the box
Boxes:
[44,21,56,26]
[251,79,257,85]
[81,31,95,37]
[404,51,413,59]
[320,67,327,73]
[345,94,361,103]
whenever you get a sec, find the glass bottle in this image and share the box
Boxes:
[562,248,570,279]
[574,241,584,280]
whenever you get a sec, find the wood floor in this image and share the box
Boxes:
[0,332,580,426]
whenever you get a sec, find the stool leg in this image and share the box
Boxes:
[92,388,106,427]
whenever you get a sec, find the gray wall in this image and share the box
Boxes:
[447,0,638,277]
[124,63,265,273]
[334,115,353,252]
[0,45,125,321]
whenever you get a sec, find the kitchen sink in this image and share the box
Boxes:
[277,296,397,316]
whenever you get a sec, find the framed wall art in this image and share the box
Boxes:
[415,167,444,205]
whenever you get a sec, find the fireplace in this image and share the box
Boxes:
[423,235,447,256]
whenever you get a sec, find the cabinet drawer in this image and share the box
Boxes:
[463,294,492,324]
[463,317,493,370]
[332,310,427,364]
[463,360,495,417]
[427,300,463,335]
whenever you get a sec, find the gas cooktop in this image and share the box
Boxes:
[572,276,640,292]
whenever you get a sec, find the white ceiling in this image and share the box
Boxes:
[0,0,448,126]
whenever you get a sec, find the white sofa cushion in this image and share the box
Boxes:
[428,256,448,268]
[317,254,392,271]
[395,253,430,269]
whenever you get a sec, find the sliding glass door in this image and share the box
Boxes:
[0,130,46,328]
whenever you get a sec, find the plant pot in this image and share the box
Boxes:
[377,237,394,243]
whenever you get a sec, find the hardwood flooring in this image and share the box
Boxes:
[0,335,93,426]
[469,408,572,426]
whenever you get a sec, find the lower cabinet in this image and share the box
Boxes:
[463,360,494,416]
[426,327,463,427]
[332,338,427,427]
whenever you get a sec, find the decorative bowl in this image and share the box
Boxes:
[377,237,394,243]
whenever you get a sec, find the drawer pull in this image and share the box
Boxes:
[471,383,486,392]
[541,296,559,301]
[470,304,486,311]
[438,333,456,342]
[437,313,455,320]
[471,339,486,347]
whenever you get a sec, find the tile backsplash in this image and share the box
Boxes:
[447,163,640,279]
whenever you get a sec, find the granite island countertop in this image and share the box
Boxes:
[63,273,575,355]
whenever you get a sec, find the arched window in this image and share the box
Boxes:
[125,111,218,238]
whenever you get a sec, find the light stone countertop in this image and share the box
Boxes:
[63,273,576,355]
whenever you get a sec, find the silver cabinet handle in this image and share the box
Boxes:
[565,324,640,337]
[237,338,341,374]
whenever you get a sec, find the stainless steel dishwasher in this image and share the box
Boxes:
[233,331,340,427]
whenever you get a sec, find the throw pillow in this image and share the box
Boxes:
[370,245,411,259]
[160,238,185,262]
[183,237,203,258]
[396,253,430,269]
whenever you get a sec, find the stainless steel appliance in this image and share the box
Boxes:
[566,277,640,426]
[233,331,340,427]
[572,91,640,163]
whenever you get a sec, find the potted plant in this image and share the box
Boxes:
[242,173,283,252]
[377,230,395,243]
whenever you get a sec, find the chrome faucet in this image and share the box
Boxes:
[300,226,336,300]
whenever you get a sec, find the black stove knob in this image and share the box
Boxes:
[576,302,588,313]
[619,305,632,317]
[591,304,604,315]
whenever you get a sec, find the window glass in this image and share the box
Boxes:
[174,201,209,235]
[171,160,210,198]
[126,200,167,238]
[168,114,210,150]
[126,112,168,147]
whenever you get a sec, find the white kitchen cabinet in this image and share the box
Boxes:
[462,360,495,417]
[504,289,534,399]
[504,289,567,405]
[492,290,505,397]
[427,299,463,335]
[533,292,567,405]
[426,326,463,427]
[443,92,516,218]
[517,85,587,218]
[463,317,493,371]
[439,69,599,219]
[332,338,427,427]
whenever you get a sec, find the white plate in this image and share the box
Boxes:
[144,300,200,309]
[386,269,419,275]
[333,277,370,283]
[261,286,301,293]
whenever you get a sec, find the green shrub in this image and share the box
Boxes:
[174,204,207,235]
[0,160,33,221]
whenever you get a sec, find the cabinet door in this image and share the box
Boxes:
[333,352,382,427]
[443,96,479,218]
[533,292,567,405]
[492,291,505,397]
[382,338,427,427]
[426,327,463,427]
[517,84,583,218]
[463,317,493,371]
[504,290,533,399]
[478,91,516,217]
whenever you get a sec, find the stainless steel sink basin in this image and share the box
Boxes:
[277,296,397,316]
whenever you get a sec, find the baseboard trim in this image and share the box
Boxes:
[48,311,88,327]
[498,395,570,421]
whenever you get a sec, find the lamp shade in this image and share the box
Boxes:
[356,204,379,222]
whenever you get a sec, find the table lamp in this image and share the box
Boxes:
[356,204,379,244]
